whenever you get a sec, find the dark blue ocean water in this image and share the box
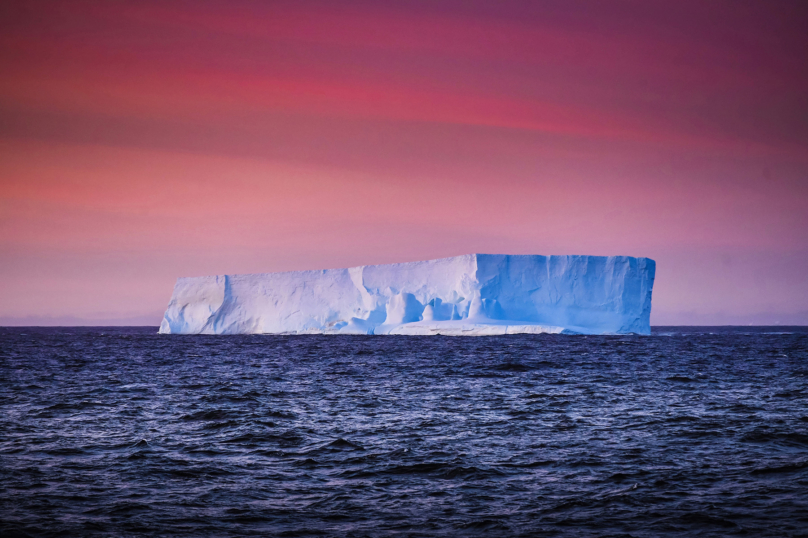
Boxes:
[1,327,807,537]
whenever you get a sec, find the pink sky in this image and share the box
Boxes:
[1,0,807,325]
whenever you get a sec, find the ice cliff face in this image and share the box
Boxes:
[158,254,656,335]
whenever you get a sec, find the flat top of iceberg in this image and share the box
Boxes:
[180,253,645,278]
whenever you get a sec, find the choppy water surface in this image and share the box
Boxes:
[1,327,807,537]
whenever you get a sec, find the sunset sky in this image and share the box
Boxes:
[1,0,806,325]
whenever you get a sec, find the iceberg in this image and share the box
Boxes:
[159,254,656,336]
[159,254,655,336]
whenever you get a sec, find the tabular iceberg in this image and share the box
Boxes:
[159,254,655,336]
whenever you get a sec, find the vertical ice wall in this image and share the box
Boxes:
[159,254,655,335]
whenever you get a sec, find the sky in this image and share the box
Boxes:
[0,0,806,326]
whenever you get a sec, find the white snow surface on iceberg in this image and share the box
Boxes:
[159,254,655,336]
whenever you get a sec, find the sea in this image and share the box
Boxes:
[1,326,807,537]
